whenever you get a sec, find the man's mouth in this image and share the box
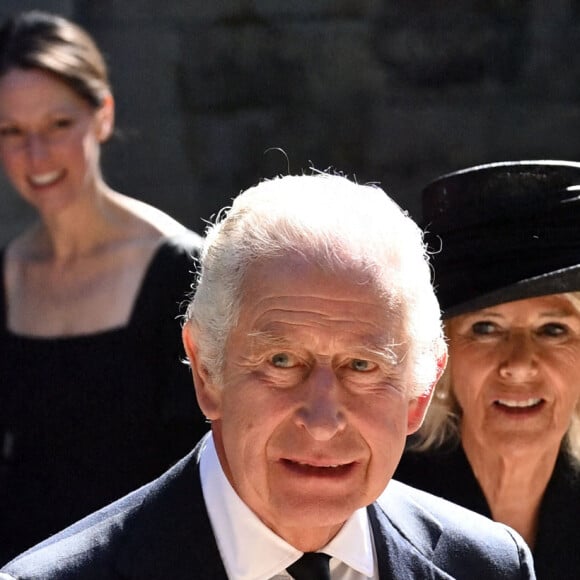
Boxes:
[293,460,342,468]
[281,458,354,476]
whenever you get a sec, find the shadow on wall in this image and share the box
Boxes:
[2,0,580,240]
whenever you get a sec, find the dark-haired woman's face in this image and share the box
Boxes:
[448,294,580,457]
[0,67,112,214]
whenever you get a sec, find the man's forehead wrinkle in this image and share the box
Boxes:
[246,328,408,366]
[249,293,389,309]
[249,303,401,323]
[246,330,293,347]
[252,315,398,339]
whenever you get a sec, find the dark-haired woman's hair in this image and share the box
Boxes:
[0,10,110,108]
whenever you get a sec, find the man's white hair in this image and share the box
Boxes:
[185,172,445,396]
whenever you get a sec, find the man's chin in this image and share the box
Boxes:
[268,493,365,530]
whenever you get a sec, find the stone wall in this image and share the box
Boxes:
[1,0,579,244]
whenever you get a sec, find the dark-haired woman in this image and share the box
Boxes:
[0,11,207,563]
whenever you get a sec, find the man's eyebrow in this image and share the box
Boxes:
[360,342,405,367]
[248,331,405,365]
[247,331,293,349]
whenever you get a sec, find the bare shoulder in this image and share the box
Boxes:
[110,192,190,239]
[4,222,45,262]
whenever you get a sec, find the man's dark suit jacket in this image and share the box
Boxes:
[0,439,535,580]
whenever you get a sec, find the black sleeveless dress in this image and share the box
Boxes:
[0,234,209,564]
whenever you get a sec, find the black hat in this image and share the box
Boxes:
[422,160,580,318]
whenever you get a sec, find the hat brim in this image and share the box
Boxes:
[442,264,580,319]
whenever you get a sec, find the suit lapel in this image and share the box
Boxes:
[114,439,228,579]
[108,440,457,579]
[368,483,454,580]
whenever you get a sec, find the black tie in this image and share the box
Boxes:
[286,552,331,579]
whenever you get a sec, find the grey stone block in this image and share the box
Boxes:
[180,19,387,113]
[182,110,281,221]
[79,0,248,23]
[76,0,158,22]
[373,12,529,87]
[254,0,380,19]
[92,26,180,105]
[480,103,580,160]
[178,21,294,112]
[164,0,249,22]
[0,0,74,20]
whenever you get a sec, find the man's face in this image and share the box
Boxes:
[186,255,432,545]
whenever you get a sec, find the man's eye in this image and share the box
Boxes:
[0,126,22,138]
[538,323,567,337]
[270,353,295,368]
[53,118,73,129]
[471,321,497,335]
[349,359,375,372]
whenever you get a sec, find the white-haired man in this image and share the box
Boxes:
[1,174,535,579]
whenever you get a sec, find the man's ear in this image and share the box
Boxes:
[95,92,115,143]
[182,324,222,420]
[406,349,447,434]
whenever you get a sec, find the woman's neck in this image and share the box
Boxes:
[462,434,559,549]
[16,187,156,265]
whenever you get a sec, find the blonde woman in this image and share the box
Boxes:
[395,160,580,580]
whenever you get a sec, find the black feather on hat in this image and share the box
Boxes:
[422,160,580,318]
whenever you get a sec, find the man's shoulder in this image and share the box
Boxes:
[381,477,501,534]
[0,446,209,579]
[376,479,535,579]
[0,484,146,579]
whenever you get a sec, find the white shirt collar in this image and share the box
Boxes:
[199,433,375,580]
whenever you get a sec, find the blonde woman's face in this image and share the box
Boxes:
[448,294,580,456]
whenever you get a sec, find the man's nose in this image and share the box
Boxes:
[497,331,539,382]
[294,365,346,440]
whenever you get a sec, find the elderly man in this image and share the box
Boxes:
[1,174,534,579]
